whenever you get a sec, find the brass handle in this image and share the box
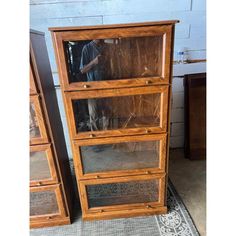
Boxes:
[83,84,89,88]
[37,182,41,186]
[145,80,151,85]
[99,209,104,213]
[145,171,150,175]
[146,205,151,209]
[89,134,95,138]
[95,175,100,179]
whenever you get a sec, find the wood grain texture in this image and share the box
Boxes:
[49,20,179,31]
[83,206,167,221]
[164,24,175,206]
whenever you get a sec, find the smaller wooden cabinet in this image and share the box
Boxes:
[184,73,206,160]
[30,30,74,228]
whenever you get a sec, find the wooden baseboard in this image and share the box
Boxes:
[30,217,71,229]
[82,206,167,221]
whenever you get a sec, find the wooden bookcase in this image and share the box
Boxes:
[30,30,74,228]
[184,73,206,160]
[49,20,178,220]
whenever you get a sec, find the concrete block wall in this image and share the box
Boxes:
[30,0,206,157]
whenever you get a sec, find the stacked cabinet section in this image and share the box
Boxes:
[30,30,73,228]
[50,20,178,220]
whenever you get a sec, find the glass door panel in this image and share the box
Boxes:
[30,185,67,219]
[85,179,160,208]
[72,93,163,134]
[30,101,40,139]
[30,144,57,186]
[81,141,159,174]
[63,35,163,84]
[30,190,59,216]
[30,95,48,144]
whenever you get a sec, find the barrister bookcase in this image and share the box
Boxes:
[50,20,178,220]
[30,30,73,228]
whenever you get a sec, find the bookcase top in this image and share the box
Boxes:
[49,20,179,32]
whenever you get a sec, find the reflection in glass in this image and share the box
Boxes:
[30,151,51,181]
[81,141,159,174]
[30,191,59,216]
[64,36,163,83]
[30,102,40,138]
[73,93,161,132]
[86,179,159,208]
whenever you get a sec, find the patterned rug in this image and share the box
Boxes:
[30,178,199,236]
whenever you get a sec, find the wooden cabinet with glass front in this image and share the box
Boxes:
[50,20,179,220]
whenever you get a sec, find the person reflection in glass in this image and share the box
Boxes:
[80,39,108,132]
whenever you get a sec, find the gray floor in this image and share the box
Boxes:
[169,149,206,236]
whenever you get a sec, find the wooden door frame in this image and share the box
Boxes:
[73,133,167,180]
[78,174,166,215]
[30,184,67,222]
[30,144,58,187]
[64,85,169,140]
[51,24,172,91]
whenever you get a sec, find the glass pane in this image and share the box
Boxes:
[30,151,51,181]
[30,190,59,216]
[30,102,40,139]
[64,36,163,83]
[73,93,161,133]
[86,179,159,208]
[81,140,159,174]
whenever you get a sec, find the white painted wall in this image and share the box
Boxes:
[30,0,206,157]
